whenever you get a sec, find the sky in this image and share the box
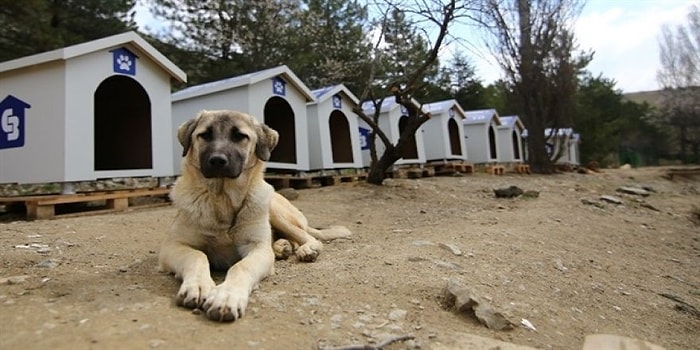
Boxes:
[134,0,696,94]
[465,0,696,93]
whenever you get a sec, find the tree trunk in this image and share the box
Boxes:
[366,109,426,185]
[366,146,402,184]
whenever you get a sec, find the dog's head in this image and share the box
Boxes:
[178,110,279,179]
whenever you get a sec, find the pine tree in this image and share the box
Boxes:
[0,0,137,61]
[376,8,438,92]
[290,0,372,92]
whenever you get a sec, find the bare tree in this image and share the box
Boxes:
[352,0,478,184]
[477,0,590,173]
[657,4,700,163]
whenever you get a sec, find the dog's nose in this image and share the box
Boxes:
[208,154,228,168]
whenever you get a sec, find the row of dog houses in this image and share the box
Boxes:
[0,31,580,185]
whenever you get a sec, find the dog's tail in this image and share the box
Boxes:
[307,225,352,242]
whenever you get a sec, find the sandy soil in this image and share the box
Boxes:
[0,167,698,350]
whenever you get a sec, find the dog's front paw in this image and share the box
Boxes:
[176,276,215,309]
[273,238,293,260]
[295,240,323,262]
[202,285,249,322]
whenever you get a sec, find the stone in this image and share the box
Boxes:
[522,190,540,198]
[600,195,623,205]
[36,259,60,268]
[438,243,462,256]
[443,280,513,331]
[616,186,651,197]
[388,308,407,321]
[0,275,30,285]
[494,186,524,198]
[581,199,605,208]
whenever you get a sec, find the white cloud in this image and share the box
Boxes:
[575,0,693,92]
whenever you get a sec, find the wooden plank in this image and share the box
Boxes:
[26,201,55,220]
[5,187,171,220]
[107,197,129,210]
[33,188,170,205]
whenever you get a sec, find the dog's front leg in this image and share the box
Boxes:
[203,236,274,322]
[159,241,216,310]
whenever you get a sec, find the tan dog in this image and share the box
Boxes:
[159,110,350,322]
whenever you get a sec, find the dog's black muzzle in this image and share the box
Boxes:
[200,152,243,178]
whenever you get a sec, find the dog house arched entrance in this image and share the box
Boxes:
[512,130,521,160]
[94,75,152,171]
[329,110,353,163]
[398,116,419,159]
[488,125,497,160]
[448,118,462,156]
[264,96,296,163]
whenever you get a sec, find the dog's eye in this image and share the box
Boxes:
[198,129,213,141]
[231,130,249,142]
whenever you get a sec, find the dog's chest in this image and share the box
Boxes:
[204,234,242,270]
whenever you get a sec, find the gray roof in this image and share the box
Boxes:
[310,84,360,106]
[361,96,424,115]
[171,65,315,102]
[424,99,465,118]
[463,108,502,126]
[0,31,186,82]
[499,115,525,129]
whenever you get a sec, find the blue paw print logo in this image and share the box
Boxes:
[111,47,137,76]
[272,77,286,96]
[116,54,133,71]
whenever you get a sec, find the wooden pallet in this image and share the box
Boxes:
[514,164,531,174]
[386,167,435,179]
[485,165,506,175]
[264,173,367,190]
[0,187,171,220]
[427,162,474,175]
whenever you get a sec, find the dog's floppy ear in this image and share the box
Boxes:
[177,118,199,157]
[255,123,279,161]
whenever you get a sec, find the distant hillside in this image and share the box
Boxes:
[623,90,664,109]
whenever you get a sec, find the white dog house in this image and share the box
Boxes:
[546,128,580,166]
[497,115,525,164]
[422,99,467,162]
[0,31,186,185]
[306,85,363,171]
[463,109,502,164]
[521,128,581,166]
[359,97,426,167]
[171,65,315,174]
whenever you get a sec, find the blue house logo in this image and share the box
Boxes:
[272,77,286,96]
[0,95,31,150]
[358,127,371,150]
[332,94,342,109]
[111,47,137,76]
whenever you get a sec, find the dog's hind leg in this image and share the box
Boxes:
[306,226,353,241]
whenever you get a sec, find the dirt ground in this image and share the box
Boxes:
[0,166,698,350]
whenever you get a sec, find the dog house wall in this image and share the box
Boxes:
[359,97,426,167]
[171,66,313,175]
[306,85,363,171]
[463,109,502,164]
[496,115,525,163]
[422,100,468,162]
[543,128,580,166]
[0,32,186,184]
